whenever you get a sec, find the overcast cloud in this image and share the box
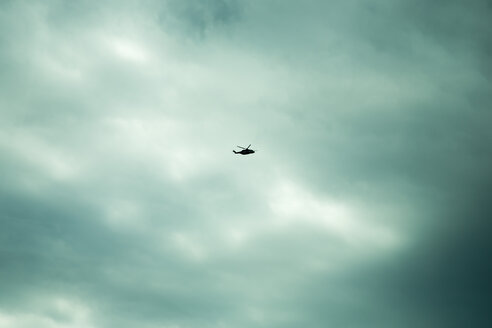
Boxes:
[1,1,491,327]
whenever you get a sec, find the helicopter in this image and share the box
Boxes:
[233,144,255,155]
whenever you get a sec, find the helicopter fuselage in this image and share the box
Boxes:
[234,149,255,155]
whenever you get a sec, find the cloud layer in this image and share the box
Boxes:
[1,1,491,327]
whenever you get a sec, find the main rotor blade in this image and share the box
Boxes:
[247,144,251,149]
[237,146,246,149]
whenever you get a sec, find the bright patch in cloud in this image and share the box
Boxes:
[0,296,94,328]
[269,180,399,248]
[107,37,149,63]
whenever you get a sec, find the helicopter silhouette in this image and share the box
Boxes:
[233,144,255,155]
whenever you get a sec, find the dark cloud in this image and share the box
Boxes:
[159,0,242,39]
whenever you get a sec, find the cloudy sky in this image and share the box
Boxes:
[1,0,491,327]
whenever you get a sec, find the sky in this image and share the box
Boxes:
[0,0,491,327]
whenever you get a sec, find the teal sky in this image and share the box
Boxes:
[1,1,491,327]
